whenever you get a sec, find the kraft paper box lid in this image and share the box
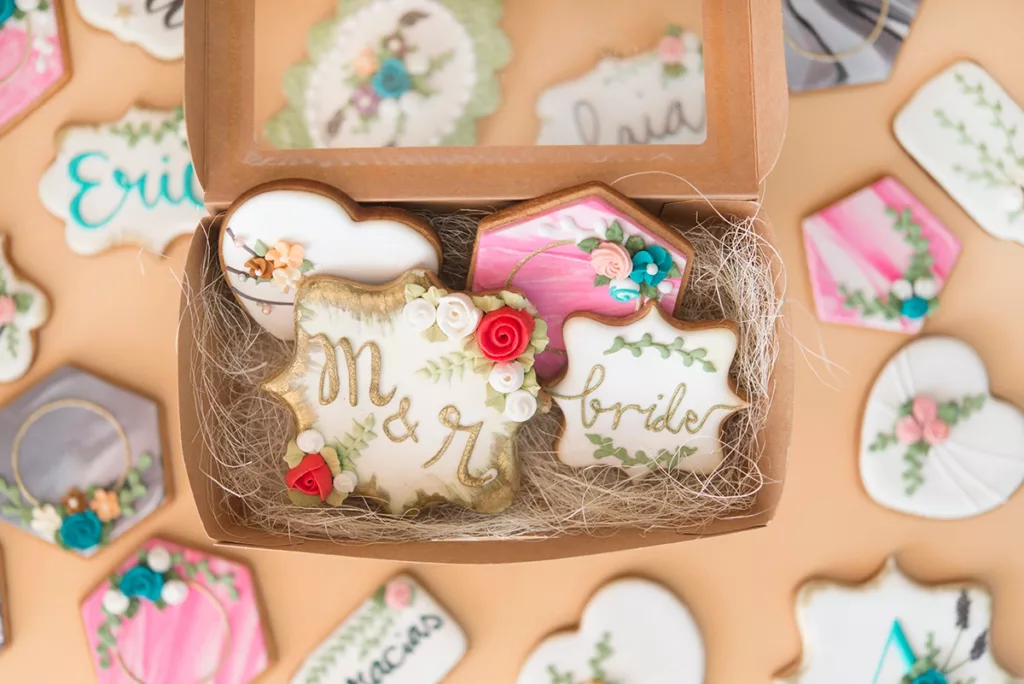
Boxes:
[183,0,788,209]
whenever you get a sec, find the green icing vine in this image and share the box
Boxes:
[604,333,715,372]
[546,631,615,684]
[417,352,470,383]
[109,107,188,149]
[335,415,378,463]
[587,434,697,470]
[0,262,36,359]
[900,591,989,683]
[302,600,391,684]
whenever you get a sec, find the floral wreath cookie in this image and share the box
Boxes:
[860,336,1024,520]
[82,539,272,683]
[263,270,547,515]
[0,234,49,383]
[266,0,510,148]
[219,182,442,341]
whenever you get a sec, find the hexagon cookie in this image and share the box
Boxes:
[784,0,921,93]
[82,539,273,683]
[802,177,961,334]
[469,182,694,380]
[0,0,72,136]
[0,365,169,557]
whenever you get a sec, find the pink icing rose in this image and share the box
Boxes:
[895,416,923,445]
[923,419,951,446]
[384,579,413,610]
[0,296,16,325]
[353,48,380,78]
[658,35,685,65]
[590,242,633,280]
[895,395,950,446]
[912,396,938,424]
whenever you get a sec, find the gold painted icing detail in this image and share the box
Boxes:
[383,397,419,443]
[312,333,339,405]
[338,339,396,408]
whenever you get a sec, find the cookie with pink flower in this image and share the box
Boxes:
[0,235,48,383]
[860,336,1024,520]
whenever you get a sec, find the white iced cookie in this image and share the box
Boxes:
[548,303,748,477]
[776,558,1017,683]
[0,236,49,383]
[292,575,466,684]
[219,184,442,341]
[39,106,204,256]
[518,578,705,684]
[75,0,184,60]
[861,337,1024,520]
[896,60,1024,245]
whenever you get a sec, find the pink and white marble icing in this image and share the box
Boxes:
[0,13,66,130]
[81,539,269,684]
[471,196,688,379]
[802,176,961,334]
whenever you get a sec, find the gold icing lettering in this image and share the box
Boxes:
[337,338,396,408]
[383,397,419,443]
[423,406,490,488]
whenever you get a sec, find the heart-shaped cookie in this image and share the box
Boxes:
[860,336,1024,519]
[517,578,704,684]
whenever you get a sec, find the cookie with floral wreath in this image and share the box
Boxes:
[0,234,49,383]
[81,539,272,683]
[263,270,549,515]
[266,0,510,148]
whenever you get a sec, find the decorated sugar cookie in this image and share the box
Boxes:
[220,183,441,341]
[39,106,204,256]
[469,183,694,379]
[262,270,548,515]
[75,0,183,60]
[0,235,49,383]
[775,558,1017,683]
[266,0,510,149]
[0,543,8,650]
[518,578,705,684]
[896,61,1024,245]
[536,25,705,146]
[0,365,168,556]
[803,177,961,334]
[860,337,1024,520]
[548,303,747,477]
[293,575,466,684]
[82,539,272,683]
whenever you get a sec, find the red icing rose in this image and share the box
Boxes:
[285,453,333,501]
[476,307,535,363]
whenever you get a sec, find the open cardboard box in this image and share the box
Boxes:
[178,0,793,563]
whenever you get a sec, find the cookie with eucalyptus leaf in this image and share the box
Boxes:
[0,235,48,383]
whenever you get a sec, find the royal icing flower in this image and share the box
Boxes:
[0,295,15,326]
[102,588,131,615]
[609,279,641,303]
[145,546,173,573]
[244,257,270,278]
[0,0,14,25]
[352,84,381,116]
[62,487,88,514]
[383,33,407,57]
[890,277,938,320]
[30,504,62,540]
[590,242,633,280]
[477,307,536,363]
[272,265,303,293]
[353,47,380,78]
[333,470,359,496]
[266,241,305,270]
[384,579,413,609]
[89,489,121,523]
[658,34,685,65]
[15,0,39,11]
[120,565,165,602]
[504,390,538,423]
[296,429,326,455]
[488,361,525,393]
[161,579,190,606]
[286,453,334,502]
[60,510,103,551]
[403,298,437,332]
[896,396,951,446]
[630,246,675,287]
[373,58,413,99]
[436,293,482,341]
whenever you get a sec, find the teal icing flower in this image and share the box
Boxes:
[630,245,674,286]
[59,511,103,551]
[0,0,15,26]
[912,670,947,684]
[900,297,930,320]
[609,278,640,303]
[120,565,165,602]
[372,58,413,99]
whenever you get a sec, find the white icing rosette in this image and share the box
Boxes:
[161,580,190,606]
[333,471,359,496]
[296,429,326,454]
[504,390,538,423]
[436,293,481,341]
[488,362,525,393]
[913,277,939,300]
[403,298,437,332]
[146,546,173,573]
[102,589,130,615]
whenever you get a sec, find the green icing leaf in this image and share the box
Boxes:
[299,259,315,273]
[405,284,427,302]
[253,240,269,257]
[12,292,33,313]
[593,275,612,287]
[421,324,448,343]
[472,295,505,312]
[666,263,683,279]
[639,283,660,300]
[624,236,646,255]
[499,291,528,310]
[577,237,601,254]
[605,221,624,244]
[485,385,507,413]
[135,451,153,472]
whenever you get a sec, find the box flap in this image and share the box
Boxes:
[185,0,788,208]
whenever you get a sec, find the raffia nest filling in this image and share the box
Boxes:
[191,209,781,543]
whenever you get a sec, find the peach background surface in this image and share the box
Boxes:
[1,1,1024,682]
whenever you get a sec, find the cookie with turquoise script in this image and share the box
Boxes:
[518,578,704,684]
[0,235,49,383]
[536,25,705,145]
[262,270,549,515]
[293,575,466,684]
[548,302,747,477]
[0,0,72,137]
[803,177,961,334]
[74,0,182,60]
[81,539,272,683]
[861,336,1024,520]
[775,558,1018,683]
[266,0,509,149]
[220,182,442,341]
[0,365,168,556]
[896,61,1024,245]
[469,182,694,380]
[39,106,204,256]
